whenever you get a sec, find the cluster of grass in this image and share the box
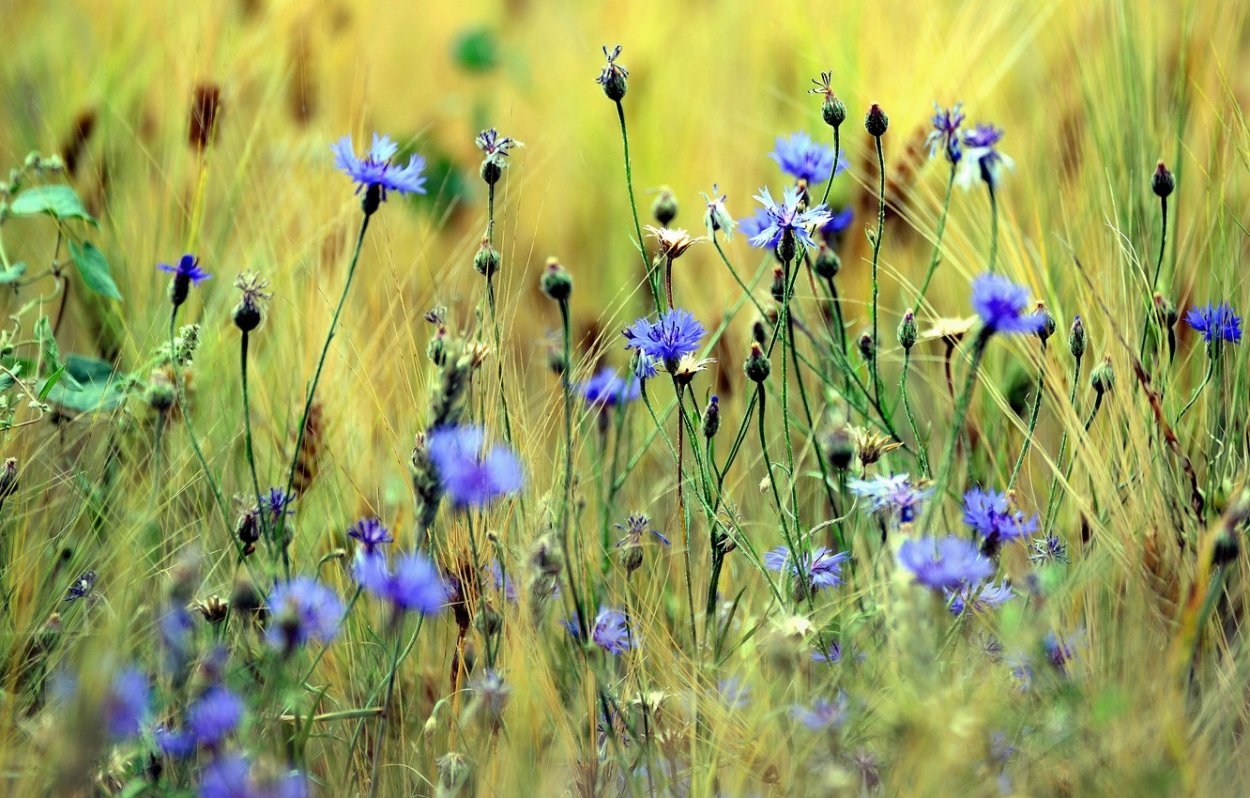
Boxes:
[0,1,1248,795]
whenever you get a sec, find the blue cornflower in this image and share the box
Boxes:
[564,606,634,655]
[1185,302,1242,345]
[475,128,523,169]
[622,308,705,368]
[198,754,308,798]
[718,677,751,709]
[962,487,1039,550]
[925,102,966,163]
[158,254,212,284]
[737,207,772,243]
[332,132,427,202]
[104,668,150,741]
[1029,534,1069,565]
[426,425,523,508]
[958,123,1013,189]
[769,131,848,184]
[259,487,294,526]
[630,351,659,380]
[362,551,448,614]
[848,474,932,524]
[819,207,854,238]
[187,686,244,748]
[64,570,96,601]
[791,692,849,730]
[154,726,196,758]
[747,186,832,253]
[764,546,850,593]
[348,517,393,557]
[701,184,736,240]
[947,580,1015,615]
[898,536,995,590]
[971,274,1046,335]
[266,577,343,651]
[579,367,641,408]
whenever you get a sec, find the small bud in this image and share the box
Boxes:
[473,239,501,279]
[1069,316,1086,360]
[858,332,875,362]
[1151,161,1174,199]
[232,273,270,334]
[146,371,176,413]
[813,244,841,279]
[897,309,917,351]
[651,188,678,227]
[702,395,720,438]
[864,103,889,137]
[770,265,786,303]
[479,159,502,186]
[618,540,643,576]
[596,45,628,102]
[235,507,261,546]
[539,257,572,301]
[744,342,771,383]
[821,426,856,471]
[751,319,768,345]
[1090,356,1115,395]
[1036,302,1056,343]
[362,183,382,217]
[824,95,847,129]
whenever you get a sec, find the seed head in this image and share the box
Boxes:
[596,45,629,101]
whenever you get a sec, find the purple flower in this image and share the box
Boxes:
[769,131,848,184]
[764,546,850,593]
[426,425,523,507]
[747,185,832,252]
[848,474,932,524]
[266,577,343,650]
[155,726,196,758]
[971,274,1046,335]
[348,517,393,557]
[925,102,966,163]
[578,367,641,408]
[363,551,449,614]
[104,668,150,741]
[819,207,854,238]
[812,640,842,664]
[188,686,244,747]
[958,123,1012,189]
[947,581,1015,615]
[962,487,1038,549]
[1029,534,1069,565]
[198,754,309,798]
[791,692,849,730]
[737,207,772,242]
[898,536,995,590]
[622,308,705,367]
[475,128,523,168]
[332,133,427,201]
[158,254,211,283]
[565,606,634,655]
[64,570,96,601]
[259,487,294,526]
[1185,302,1242,345]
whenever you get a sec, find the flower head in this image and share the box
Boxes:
[596,44,629,101]
[159,254,212,283]
[475,128,523,164]
[819,207,854,238]
[958,123,1013,189]
[764,546,850,595]
[791,692,849,730]
[947,580,1015,615]
[1029,534,1069,565]
[848,473,932,524]
[971,274,1046,335]
[646,225,703,260]
[1185,302,1242,345]
[622,308,705,367]
[362,551,449,614]
[701,184,736,240]
[898,536,995,590]
[198,754,309,798]
[747,186,832,253]
[769,132,847,184]
[925,102,966,163]
[232,272,271,332]
[578,367,641,408]
[332,132,427,202]
[104,668,150,741]
[266,577,343,651]
[565,606,634,655]
[65,570,96,602]
[668,352,714,385]
[259,487,294,526]
[187,686,244,747]
[348,517,394,557]
[426,425,523,507]
[962,487,1038,550]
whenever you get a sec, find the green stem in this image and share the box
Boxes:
[1043,355,1083,534]
[614,100,659,313]
[818,126,842,209]
[241,331,265,538]
[915,166,956,307]
[869,136,886,407]
[367,618,411,798]
[922,330,989,533]
[987,181,999,274]
[1008,341,1047,490]
[899,349,929,477]
[1176,353,1215,423]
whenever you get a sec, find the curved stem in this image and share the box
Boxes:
[367,620,410,798]
[818,126,842,209]
[915,166,957,307]
[869,136,887,407]
[1176,354,1214,423]
[899,349,929,478]
[614,100,659,313]
[240,331,265,536]
[986,181,999,274]
[1008,342,1047,490]
[922,330,989,533]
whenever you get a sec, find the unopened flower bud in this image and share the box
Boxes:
[821,426,856,471]
[751,319,767,345]
[813,244,840,279]
[473,240,501,279]
[864,103,889,137]
[596,45,628,102]
[1036,302,1056,343]
[1090,356,1115,394]
[1151,161,1174,199]
[651,188,678,227]
[539,257,572,301]
[824,95,847,129]
[744,342,771,383]
[770,265,786,303]
[147,372,176,413]
[858,332,875,362]
[898,310,917,351]
[1069,316,1086,360]
[702,395,720,438]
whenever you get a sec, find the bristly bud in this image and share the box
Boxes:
[651,187,678,227]
[864,103,889,137]
[770,265,786,303]
[1036,302,1056,343]
[813,244,841,279]
[146,371,176,413]
[744,341,771,383]
[898,309,917,351]
[596,44,629,102]
[473,238,500,279]
[858,332,875,362]
[776,229,798,265]
[232,272,271,333]
[1151,161,1174,199]
[821,425,856,471]
[1090,356,1115,395]
[1069,315,1086,360]
[751,319,768,345]
[702,395,720,438]
[539,257,572,301]
[810,72,846,128]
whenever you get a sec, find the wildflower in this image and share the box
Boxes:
[819,207,854,238]
[1029,534,1069,565]
[737,207,772,243]
[764,546,850,595]
[469,669,511,718]
[809,71,847,128]
[747,185,832,258]
[565,606,634,654]
[848,473,932,524]
[187,686,244,747]
[615,513,670,576]
[1185,301,1242,345]
[362,551,449,615]
[579,368,640,410]
[65,570,96,601]
[348,517,394,557]
[232,272,271,333]
[669,352,714,385]
[791,692,849,730]
[925,102,966,163]
[853,427,901,468]
[258,487,294,527]
[332,133,427,210]
[769,131,847,184]
[701,184,735,240]
[947,581,1015,615]
[159,254,211,308]
[631,351,658,381]
[898,536,995,590]
[958,123,1013,189]
[266,577,343,651]
[962,487,1039,553]
[198,754,308,798]
[622,308,705,368]
[971,274,1046,335]
[864,103,889,137]
[921,316,978,346]
[645,225,703,260]
[475,128,523,184]
[154,726,196,758]
[596,44,628,101]
[104,668,150,741]
[426,425,523,508]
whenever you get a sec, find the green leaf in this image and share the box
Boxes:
[34,317,81,391]
[45,354,128,413]
[0,262,27,284]
[68,241,121,300]
[9,185,97,224]
[38,365,65,400]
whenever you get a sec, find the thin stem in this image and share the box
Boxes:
[1138,195,1169,364]
[899,349,929,477]
[1043,355,1083,534]
[921,330,989,533]
[1008,341,1047,490]
[818,126,842,209]
[915,166,957,307]
[1176,354,1215,423]
[614,100,659,313]
[367,619,410,798]
[241,331,265,536]
[674,382,698,649]
[869,136,887,407]
[986,181,999,274]
[557,298,587,638]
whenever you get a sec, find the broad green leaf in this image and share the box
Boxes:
[45,354,128,413]
[69,241,121,300]
[0,262,26,284]
[9,185,97,224]
[38,365,65,400]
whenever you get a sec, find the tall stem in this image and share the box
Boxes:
[241,331,265,535]
[986,181,999,274]
[899,349,929,477]
[1008,341,1046,490]
[615,100,659,313]
[922,330,990,533]
[869,136,887,407]
[915,166,957,307]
